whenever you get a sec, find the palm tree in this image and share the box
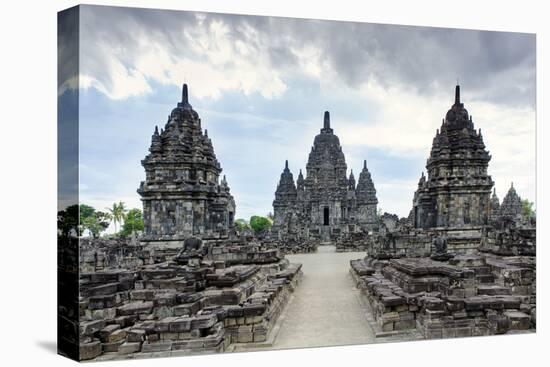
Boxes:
[117,202,128,235]
[106,203,119,234]
[106,201,128,235]
[117,201,128,220]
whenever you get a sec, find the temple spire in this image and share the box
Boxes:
[182,83,189,103]
[324,111,330,129]
[285,160,289,170]
[455,84,460,105]
[363,160,367,170]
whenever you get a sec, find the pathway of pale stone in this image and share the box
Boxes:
[270,245,376,349]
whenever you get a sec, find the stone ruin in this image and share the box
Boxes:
[69,83,536,360]
[76,85,303,360]
[78,236,302,360]
[271,112,378,244]
[412,85,493,230]
[349,85,536,340]
[137,84,236,250]
[481,183,536,256]
[264,238,319,255]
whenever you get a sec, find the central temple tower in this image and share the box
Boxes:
[272,111,378,241]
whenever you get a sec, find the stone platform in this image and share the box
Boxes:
[78,238,302,361]
[350,253,535,339]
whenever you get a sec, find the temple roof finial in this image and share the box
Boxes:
[363,160,367,170]
[455,83,460,105]
[205,129,208,137]
[154,125,159,135]
[285,160,289,169]
[182,83,189,103]
[323,111,330,129]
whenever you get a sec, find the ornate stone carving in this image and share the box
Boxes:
[137,84,236,245]
[412,85,494,229]
[271,111,378,241]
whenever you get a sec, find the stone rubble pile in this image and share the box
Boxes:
[350,254,535,338]
[335,232,370,252]
[79,238,151,273]
[78,238,302,360]
[263,238,319,254]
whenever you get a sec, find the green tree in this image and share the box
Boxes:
[249,215,272,233]
[106,201,128,234]
[79,204,95,224]
[521,199,535,218]
[234,218,250,231]
[79,204,96,236]
[78,205,111,238]
[120,208,144,237]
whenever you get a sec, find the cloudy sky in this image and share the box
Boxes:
[60,5,536,221]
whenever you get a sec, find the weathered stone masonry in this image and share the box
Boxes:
[272,111,378,241]
[138,84,236,247]
[350,85,536,340]
[76,85,303,361]
[413,85,493,230]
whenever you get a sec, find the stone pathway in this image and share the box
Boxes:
[270,245,376,350]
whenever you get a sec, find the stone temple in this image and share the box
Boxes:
[272,111,378,241]
[500,183,523,220]
[349,84,536,341]
[74,84,303,361]
[138,84,236,248]
[412,85,494,230]
[68,83,535,361]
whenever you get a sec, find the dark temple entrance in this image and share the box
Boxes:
[323,207,329,225]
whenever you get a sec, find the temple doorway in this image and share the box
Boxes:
[323,207,329,225]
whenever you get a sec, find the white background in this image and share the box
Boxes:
[0,0,547,366]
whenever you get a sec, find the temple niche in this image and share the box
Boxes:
[412,85,494,230]
[272,111,378,241]
[137,84,236,248]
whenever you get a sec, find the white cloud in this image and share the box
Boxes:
[470,100,536,205]
[335,81,449,156]
[72,7,536,217]
[79,14,288,100]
